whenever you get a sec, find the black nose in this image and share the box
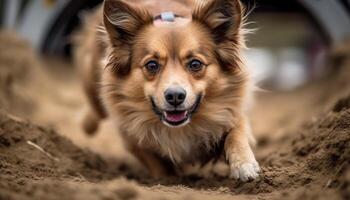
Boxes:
[164,88,186,106]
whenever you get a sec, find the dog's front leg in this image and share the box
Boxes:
[225,116,260,181]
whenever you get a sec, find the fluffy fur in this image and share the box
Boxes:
[75,0,260,181]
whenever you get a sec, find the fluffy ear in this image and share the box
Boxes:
[103,0,152,75]
[192,0,243,43]
[103,0,153,44]
[192,0,245,70]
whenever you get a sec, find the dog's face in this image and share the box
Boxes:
[103,0,246,128]
[134,22,219,127]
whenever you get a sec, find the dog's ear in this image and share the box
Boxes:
[192,0,244,70]
[192,0,243,42]
[103,0,152,76]
[103,0,153,44]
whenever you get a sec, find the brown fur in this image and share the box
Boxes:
[75,0,260,181]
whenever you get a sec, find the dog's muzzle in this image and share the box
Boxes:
[150,94,202,127]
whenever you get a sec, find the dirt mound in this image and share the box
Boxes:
[0,111,137,199]
[0,32,349,199]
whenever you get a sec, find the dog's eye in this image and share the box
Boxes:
[145,60,160,73]
[188,59,203,72]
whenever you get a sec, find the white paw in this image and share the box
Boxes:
[229,160,260,182]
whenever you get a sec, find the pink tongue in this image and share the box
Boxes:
[165,111,187,122]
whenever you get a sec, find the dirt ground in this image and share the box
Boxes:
[0,31,349,200]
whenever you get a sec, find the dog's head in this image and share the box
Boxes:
[102,0,247,128]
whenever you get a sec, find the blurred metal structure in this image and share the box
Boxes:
[1,0,102,56]
[3,0,69,51]
[301,0,350,45]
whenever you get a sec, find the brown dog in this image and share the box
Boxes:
[75,0,260,181]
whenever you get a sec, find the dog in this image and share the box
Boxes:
[75,0,260,181]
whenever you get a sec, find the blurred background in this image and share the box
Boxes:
[1,0,350,90]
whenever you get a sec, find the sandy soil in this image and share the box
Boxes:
[0,31,349,200]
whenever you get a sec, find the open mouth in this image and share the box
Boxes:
[151,94,202,127]
[163,110,189,126]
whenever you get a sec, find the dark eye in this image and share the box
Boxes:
[145,60,160,73]
[188,59,203,72]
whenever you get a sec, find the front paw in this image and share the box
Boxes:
[228,154,260,181]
